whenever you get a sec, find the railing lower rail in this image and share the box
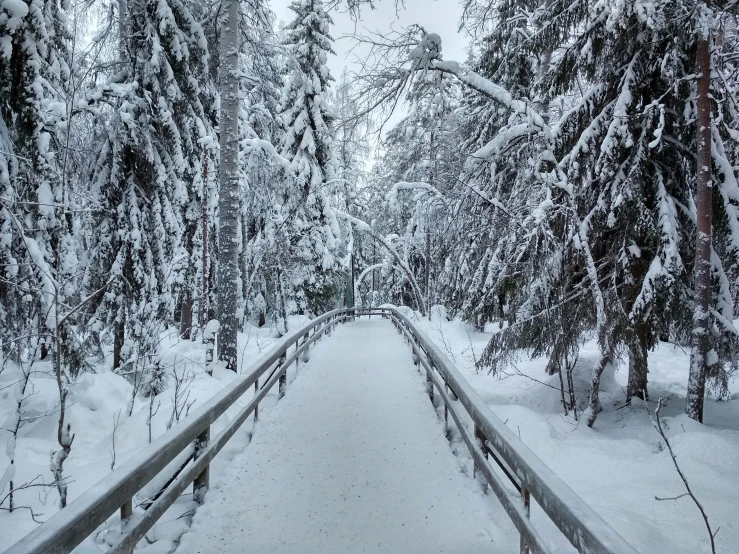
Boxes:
[356,307,641,554]
[5,306,641,554]
[3,308,353,554]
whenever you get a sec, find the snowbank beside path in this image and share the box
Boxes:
[176,319,514,554]
[0,316,312,552]
[394,305,739,554]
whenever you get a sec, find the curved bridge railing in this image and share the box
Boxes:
[3,309,352,554]
[357,307,640,554]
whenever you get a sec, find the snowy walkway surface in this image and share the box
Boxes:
[175,318,506,554]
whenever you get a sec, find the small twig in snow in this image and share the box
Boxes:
[655,492,690,501]
[110,410,121,471]
[649,398,717,554]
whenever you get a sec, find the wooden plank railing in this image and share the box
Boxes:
[356,307,641,554]
[2,309,351,554]
[5,306,640,554]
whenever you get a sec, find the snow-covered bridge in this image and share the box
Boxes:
[176,319,500,553]
[2,309,640,554]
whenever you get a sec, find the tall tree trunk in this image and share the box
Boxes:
[113,318,125,371]
[586,350,613,428]
[426,125,435,319]
[535,0,553,123]
[201,149,209,335]
[118,0,128,57]
[687,2,713,423]
[277,264,289,334]
[425,223,431,317]
[180,293,192,340]
[216,0,240,371]
[626,323,649,402]
[372,242,377,293]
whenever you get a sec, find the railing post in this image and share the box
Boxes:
[254,378,259,420]
[193,426,210,504]
[520,486,531,554]
[412,336,420,367]
[278,351,287,399]
[302,331,310,362]
[473,424,487,484]
[295,339,300,372]
[426,360,434,402]
[120,498,132,530]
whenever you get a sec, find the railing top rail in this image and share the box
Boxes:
[4,308,349,554]
[6,306,639,554]
[380,306,640,554]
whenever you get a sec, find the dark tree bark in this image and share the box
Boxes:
[586,348,614,428]
[687,2,713,423]
[201,152,209,334]
[180,293,193,340]
[113,318,125,371]
[626,323,649,402]
[425,224,431,317]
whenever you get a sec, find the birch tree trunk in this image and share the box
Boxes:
[687,0,713,423]
[216,0,240,370]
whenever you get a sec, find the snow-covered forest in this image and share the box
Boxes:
[1,0,739,551]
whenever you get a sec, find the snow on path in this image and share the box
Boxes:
[175,318,508,554]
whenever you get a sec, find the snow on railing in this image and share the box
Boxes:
[7,306,641,554]
[357,306,641,554]
[1,309,352,554]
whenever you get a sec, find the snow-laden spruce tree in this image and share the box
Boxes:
[464,0,739,424]
[84,0,216,377]
[238,3,291,329]
[176,0,220,341]
[351,1,739,426]
[0,0,74,362]
[365,76,462,314]
[441,0,542,329]
[278,0,343,314]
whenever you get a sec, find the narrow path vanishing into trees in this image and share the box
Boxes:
[174,319,509,553]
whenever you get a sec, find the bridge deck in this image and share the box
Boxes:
[175,318,509,553]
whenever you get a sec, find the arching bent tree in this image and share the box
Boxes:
[354,263,406,308]
[335,211,427,315]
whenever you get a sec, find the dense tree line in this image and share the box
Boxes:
[2,1,738,524]
[351,0,739,426]
[0,0,359,510]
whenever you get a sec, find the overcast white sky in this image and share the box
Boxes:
[270,0,470,96]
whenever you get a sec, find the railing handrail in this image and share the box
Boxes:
[359,307,640,554]
[6,306,640,554]
[3,308,352,554]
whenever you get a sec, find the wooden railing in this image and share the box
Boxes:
[4,306,641,554]
[357,307,641,554]
[2,309,351,554]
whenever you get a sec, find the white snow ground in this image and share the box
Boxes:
[175,318,511,554]
[2,307,738,553]
[0,317,314,552]
[401,305,739,554]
